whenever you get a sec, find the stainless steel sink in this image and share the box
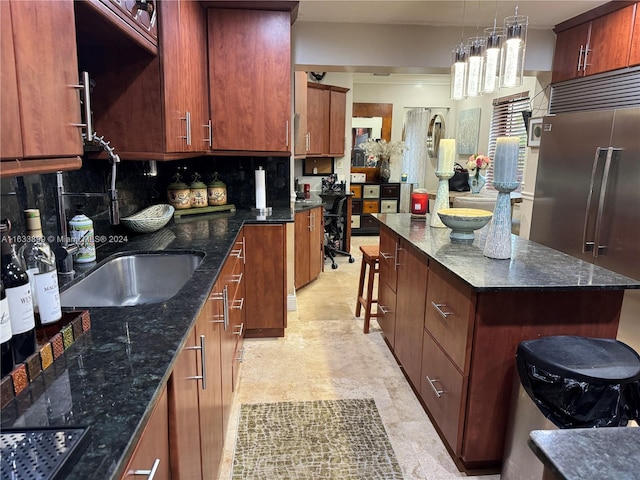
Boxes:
[59,252,204,307]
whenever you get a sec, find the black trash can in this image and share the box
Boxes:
[502,335,640,480]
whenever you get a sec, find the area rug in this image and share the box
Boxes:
[232,398,404,479]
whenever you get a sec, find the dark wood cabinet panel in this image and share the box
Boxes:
[294,71,309,156]
[295,207,323,290]
[328,89,347,156]
[378,225,399,292]
[1,0,83,165]
[208,9,291,153]
[120,385,170,480]
[244,224,287,336]
[377,279,396,348]
[551,22,591,83]
[586,4,636,76]
[394,241,428,388]
[630,5,640,66]
[306,86,329,155]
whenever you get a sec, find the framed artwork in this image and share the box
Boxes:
[527,117,543,147]
[456,108,481,155]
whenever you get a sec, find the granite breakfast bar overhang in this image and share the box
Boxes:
[372,213,640,470]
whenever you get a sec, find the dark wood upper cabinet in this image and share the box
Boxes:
[630,5,640,66]
[1,0,84,175]
[300,82,349,158]
[208,8,292,154]
[552,2,637,83]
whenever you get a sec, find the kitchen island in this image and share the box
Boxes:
[0,208,295,480]
[373,213,640,471]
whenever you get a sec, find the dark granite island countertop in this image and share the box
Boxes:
[0,208,294,480]
[529,428,640,479]
[373,213,640,291]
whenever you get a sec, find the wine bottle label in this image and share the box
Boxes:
[0,297,11,344]
[34,270,61,325]
[6,283,35,335]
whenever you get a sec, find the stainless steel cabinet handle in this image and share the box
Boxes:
[593,147,619,258]
[285,121,289,147]
[232,298,244,310]
[394,244,402,270]
[577,45,584,71]
[431,302,452,318]
[426,376,444,398]
[306,133,311,151]
[180,111,192,145]
[236,347,245,363]
[70,71,93,141]
[378,305,390,314]
[208,286,229,330]
[185,335,207,390]
[234,323,244,337]
[130,458,160,479]
[231,273,243,284]
[582,44,591,71]
[380,251,393,260]
[582,147,608,254]
[204,120,212,146]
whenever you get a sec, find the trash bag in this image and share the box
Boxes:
[516,336,640,428]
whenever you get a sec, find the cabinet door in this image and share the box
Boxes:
[243,224,286,334]
[377,279,396,348]
[294,71,309,156]
[294,211,311,289]
[379,225,399,292]
[630,5,640,66]
[328,89,347,156]
[194,300,224,478]
[309,207,324,282]
[306,86,329,155]
[551,22,590,83]
[209,9,291,152]
[394,241,428,388]
[0,1,22,160]
[120,385,170,480]
[168,329,203,480]
[586,4,636,76]
[10,0,83,159]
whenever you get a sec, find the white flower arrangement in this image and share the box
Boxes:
[358,139,407,164]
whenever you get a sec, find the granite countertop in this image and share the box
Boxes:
[528,428,640,479]
[374,213,640,292]
[0,208,294,480]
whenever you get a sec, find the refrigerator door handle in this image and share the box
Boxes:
[582,147,608,253]
[593,147,620,257]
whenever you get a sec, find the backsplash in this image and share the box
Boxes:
[1,155,290,242]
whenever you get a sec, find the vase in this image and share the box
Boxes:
[468,172,486,193]
[378,157,391,183]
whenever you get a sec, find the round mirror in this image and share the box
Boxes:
[426,113,446,158]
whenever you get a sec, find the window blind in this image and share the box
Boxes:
[486,92,529,191]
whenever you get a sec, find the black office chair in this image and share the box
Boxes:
[324,195,355,269]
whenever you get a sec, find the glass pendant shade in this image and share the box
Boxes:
[466,37,485,97]
[450,44,468,100]
[501,15,528,88]
[482,27,503,93]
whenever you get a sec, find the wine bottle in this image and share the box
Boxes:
[0,280,14,377]
[19,209,62,326]
[1,220,36,363]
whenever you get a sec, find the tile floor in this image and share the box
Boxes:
[219,235,502,480]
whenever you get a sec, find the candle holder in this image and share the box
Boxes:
[430,170,454,228]
[483,180,519,259]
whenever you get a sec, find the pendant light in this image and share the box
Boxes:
[482,0,503,94]
[450,1,468,100]
[501,6,528,88]
[465,1,484,97]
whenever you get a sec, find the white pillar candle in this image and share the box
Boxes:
[437,139,456,174]
[494,137,520,183]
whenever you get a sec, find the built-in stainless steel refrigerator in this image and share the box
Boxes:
[531,107,639,280]
[530,107,640,349]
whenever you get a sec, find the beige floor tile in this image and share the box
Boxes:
[218,235,500,480]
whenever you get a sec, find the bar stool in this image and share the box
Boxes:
[356,245,379,334]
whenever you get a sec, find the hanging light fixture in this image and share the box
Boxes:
[466,36,485,97]
[450,1,468,100]
[501,6,528,88]
[482,0,504,94]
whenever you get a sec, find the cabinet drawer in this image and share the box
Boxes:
[362,200,379,214]
[351,200,362,214]
[350,184,362,198]
[380,199,397,213]
[351,215,361,229]
[425,263,474,373]
[378,279,396,348]
[379,225,399,292]
[363,185,380,198]
[360,215,378,230]
[381,184,399,198]
[420,330,466,454]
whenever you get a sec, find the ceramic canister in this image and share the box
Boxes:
[167,174,191,210]
[189,173,208,208]
[207,173,227,206]
[68,207,96,263]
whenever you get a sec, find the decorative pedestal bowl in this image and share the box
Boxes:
[437,208,493,244]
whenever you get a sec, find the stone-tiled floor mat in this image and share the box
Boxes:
[232,398,404,479]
